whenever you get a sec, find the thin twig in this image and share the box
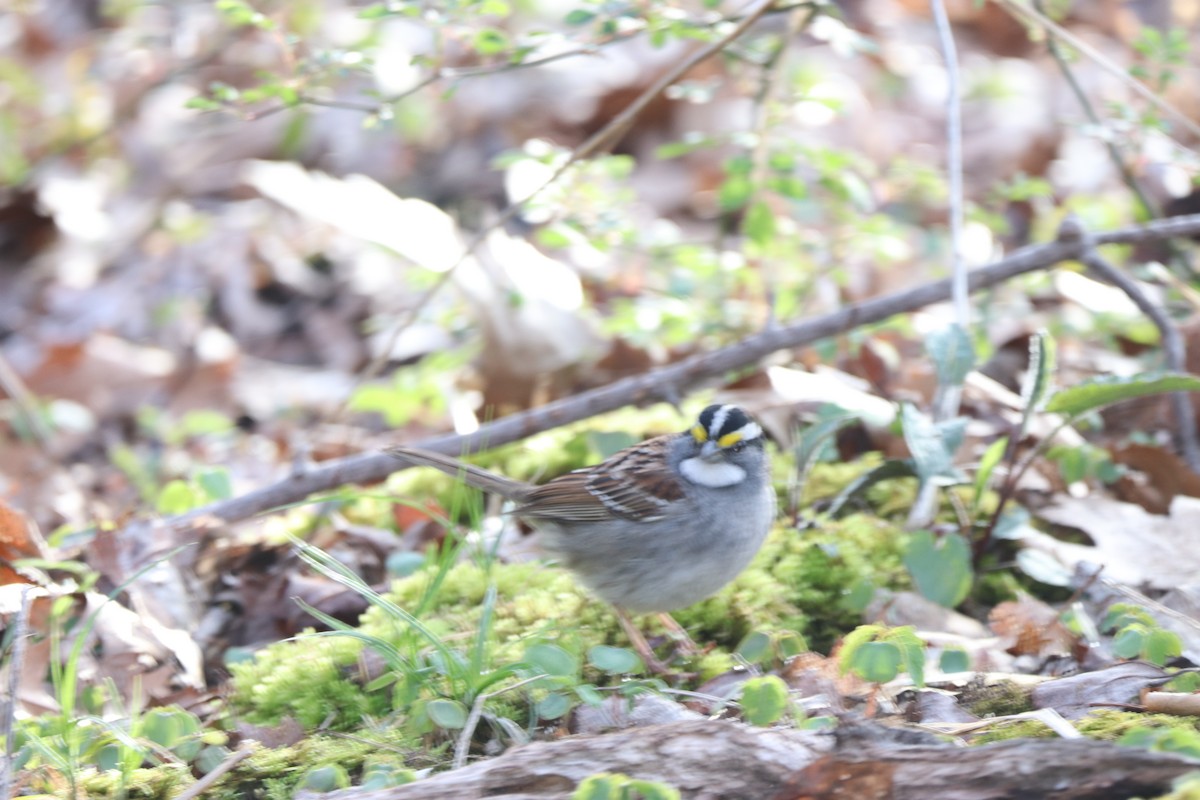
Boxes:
[1034,0,1154,219]
[996,0,1200,143]
[334,0,780,420]
[173,743,257,800]
[243,2,816,119]
[1077,248,1200,471]
[1,587,32,800]
[0,351,52,448]
[164,213,1200,532]
[453,675,547,769]
[930,0,967,331]
[748,5,816,323]
[909,0,968,529]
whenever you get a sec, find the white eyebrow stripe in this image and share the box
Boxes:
[709,405,732,437]
[732,421,763,441]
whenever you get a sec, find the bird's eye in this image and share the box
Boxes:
[729,442,746,453]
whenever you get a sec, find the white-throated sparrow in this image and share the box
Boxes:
[386,404,776,672]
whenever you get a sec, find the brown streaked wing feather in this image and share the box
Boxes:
[517,434,686,523]
[586,434,684,521]
[517,472,613,522]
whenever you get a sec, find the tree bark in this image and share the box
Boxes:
[298,718,1200,800]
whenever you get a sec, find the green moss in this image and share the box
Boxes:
[205,730,418,800]
[228,635,397,728]
[972,710,1200,745]
[76,766,191,799]
[230,424,916,733]
[961,679,1033,718]
[1077,710,1200,741]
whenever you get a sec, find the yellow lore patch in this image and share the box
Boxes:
[717,431,743,448]
[691,425,708,443]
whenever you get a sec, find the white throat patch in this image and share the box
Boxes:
[679,457,746,488]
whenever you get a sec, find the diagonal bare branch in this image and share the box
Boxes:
[170,213,1200,531]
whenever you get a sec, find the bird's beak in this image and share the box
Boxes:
[700,440,721,460]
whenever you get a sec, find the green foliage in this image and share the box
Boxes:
[926,324,975,389]
[573,773,681,800]
[1121,726,1200,760]
[1130,26,1190,91]
[1101,603,1183,666]
[902,531,972,608]
[227,487,910,733]
[838,624,926,687]
[938,647,970,673]
[739,675,792,726]
[901,404,967,487]
[1043,374,1200,417]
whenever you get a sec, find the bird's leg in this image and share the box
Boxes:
[614,607,672,675]
[657,612,698,656]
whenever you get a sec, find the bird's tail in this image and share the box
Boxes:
[385,447,532,501]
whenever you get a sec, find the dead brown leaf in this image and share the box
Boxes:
[0,499,46,584]
[989,597,1078,658]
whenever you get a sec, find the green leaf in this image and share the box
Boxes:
[901,405,966,486]
[939,647,970,673]
[564,9,596,24]
[361,763,416,789]
[1044,373,1200,417]
[972,436,1008,509]
[903,531,972,608]
[574,683,605,706]
[717,173,753,211]
[740,675,790,726]
[1113,624,1148,659]
[1101,603,1155,632]
[1143,629,1182,666]
[140,707,201,759]
[849,641,902,683]
[587,645,641,674]
[627,780,682,800]
[298,765,350,791]
[426,698,468,729]
[794,412,859,473]
[837,624,884,675]
[196,466,233,501]
[827,459,917,518]
[743,200,776,247]
[156,480,199,514]
[575,773,623,800]
[735,631,771,664]
[473,28,510,55]
[1018,331,1054,432]
[536,691,573,720]
[926,324,975,387]
[525,643,579,677]
[1014,548,1072,587]
[887,627,926,687]
[185,96,223,111]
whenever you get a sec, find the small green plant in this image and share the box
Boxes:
[1101,603,1183,666]
[739,675,792,726]
[573,772,680,800]
[14,547,206,797]
[1120,725,1200,760]
[838,624,925,688]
